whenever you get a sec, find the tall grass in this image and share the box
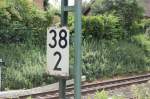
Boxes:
[0,44,56,90]
[132,34,150,63]
[0,35,150,89]
[81,39,150,80]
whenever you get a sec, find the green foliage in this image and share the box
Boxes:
[87,83,150,99]
[68,16,75,35]
[94,90,109,99]
[87,90,125,99]
[0,0,52,45]
[27,96,32,99]
[91,0,108,14]
[0,44,56,90]
[142,19,150,29]
[132,34,150,52]
[0,0,149,90]
[82,14,123,40]
[0,0,7,8]
[133,19,150,35]
[91,0,144,36]
[69,14,123,40]
[1,37,150,89]
[131,34,150,65]
[82,39,150,80]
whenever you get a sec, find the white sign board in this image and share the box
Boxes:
[47,27,69,77]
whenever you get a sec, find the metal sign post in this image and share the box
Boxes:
[60,0,82,99]
[59,0,68,99]
[48,0,82,99]
[0,59,2,91]
[74,0,82,99]
[0,64,2,91]
[0,59,4,91]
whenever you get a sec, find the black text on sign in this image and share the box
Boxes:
[47,27,69,77]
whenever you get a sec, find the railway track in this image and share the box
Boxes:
[17,73,150,99]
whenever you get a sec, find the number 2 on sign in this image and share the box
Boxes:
[53,51,61,71]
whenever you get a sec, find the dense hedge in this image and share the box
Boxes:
[82,15,123,40]
[91,0,144,35]
[0,0,52,46]
[69,15,146,40]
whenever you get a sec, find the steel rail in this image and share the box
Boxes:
[18,73,150,99]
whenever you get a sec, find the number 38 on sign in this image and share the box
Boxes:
[47,27,69,77]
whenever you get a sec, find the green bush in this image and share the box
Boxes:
[94,90,109,99]
[69,14,123,40]
[139,19,150,33]
[91,0,144,36]
[131,34,150,57]
[142,19,150,29]
[82,14,123,40]
[131,19,150,35]
[0,0,52,46]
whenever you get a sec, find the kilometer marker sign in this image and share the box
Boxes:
[47,27,69,77]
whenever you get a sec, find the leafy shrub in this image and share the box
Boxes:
[94,90,109,99]
[136,19,150,34]
[142,19,150,29]
[91,0,144,36]
[68,16,75,35]
[82,14,123,40]
[131,34,150,64]
[86,90,125,99]
[69,14,123,40]
[0,0,52,46]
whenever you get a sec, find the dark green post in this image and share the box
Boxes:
[61,0,68,25]
[74,0,82,99]
[59,0,82,98]
[59,0,68,99]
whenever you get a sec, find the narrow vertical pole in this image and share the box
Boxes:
[0,66,2,91]
[74,0,82,99]
[59,0,68,99]
[61,0,68,26]
[0,59,2,91]
[59,79,66,99]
